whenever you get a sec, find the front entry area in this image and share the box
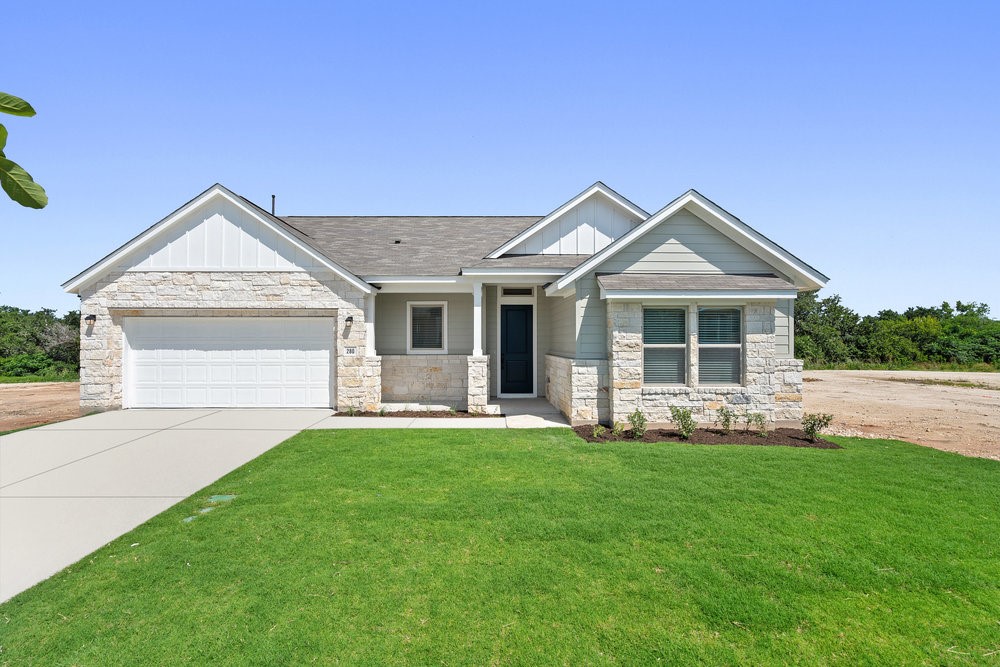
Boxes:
[123,317,335,408]
[500,304,533,395]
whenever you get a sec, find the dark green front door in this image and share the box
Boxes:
[500,304,533,394]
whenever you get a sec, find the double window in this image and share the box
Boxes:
[407,301,447,353]
[642,307,742,385]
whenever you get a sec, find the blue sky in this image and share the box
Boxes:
[3,1,998,316]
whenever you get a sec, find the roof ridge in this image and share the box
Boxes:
[282,215,543,219]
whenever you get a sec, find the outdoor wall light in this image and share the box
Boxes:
[344,315,354,324]
[84,314,97,325]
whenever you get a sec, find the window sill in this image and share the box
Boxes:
[407,349,449,355]
[642,385,748,395]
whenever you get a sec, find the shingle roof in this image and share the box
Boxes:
[281,216,542,276]
[467,254,592,270]
[596,273,796,291]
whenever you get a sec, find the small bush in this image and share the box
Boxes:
[802,413,834,442]
[592,423,607,439]
[714,406,736,434]
[627,409,647,439]
[746,412,768,438]
[610,422,626,439]
[345,406,358,417]
[669,406,696,440]
[378,407,387,417]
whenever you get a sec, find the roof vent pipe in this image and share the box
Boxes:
[271,195,276,215]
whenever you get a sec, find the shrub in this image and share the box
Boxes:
[714,406,736,434]
[669,406,696,440]
[610,422,626,439]
[627,409,647,439]
[802,413,834,442]
[345,406,358,417]
[0,352,56,376]
[746,412,768,438]
[592,423,607,439]
[378,407,387,417]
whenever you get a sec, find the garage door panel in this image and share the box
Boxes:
[125,317,334,408]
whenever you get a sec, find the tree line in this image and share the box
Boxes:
[795,292,1000,369]
[1,295,998,380]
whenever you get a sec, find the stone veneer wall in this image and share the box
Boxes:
[381,354,469,406]
[606,301,802,425]
[545,354,610,425]
[466,356,499,414]
[78,271,379,411]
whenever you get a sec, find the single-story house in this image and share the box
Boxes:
[64,182,827,425]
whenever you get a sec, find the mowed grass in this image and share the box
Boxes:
[2,430,1000,665]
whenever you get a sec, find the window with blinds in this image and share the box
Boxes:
[408,302,447,352]
[642,308,686,385]
[698,308,741,384]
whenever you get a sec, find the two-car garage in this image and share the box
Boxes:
[123,317,335,408]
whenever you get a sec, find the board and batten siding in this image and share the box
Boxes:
[124,199,323,272]
[574,209,792,358]
[775,299,794,358]
[374,293,473,355]
[508,193,642,255]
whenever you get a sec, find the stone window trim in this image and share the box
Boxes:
[406,301,448,354]
[638,303,746,389]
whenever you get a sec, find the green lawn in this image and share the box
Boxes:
[0,373,79,384]
[2,430,999,665]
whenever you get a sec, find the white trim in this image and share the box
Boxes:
[486,182,649,259]
[472,281,483,356]
[364,276,461,283]
[496,285,538,398]
[600,288,799,300]
[63,184,373,295]
[365,293,376,356]
[406,301,448,354]
[547,190,828,295]
[460,268,567,276]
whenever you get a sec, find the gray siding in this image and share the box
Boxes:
[576,275,607,359]
[548,290,576,358]
[375,293,473,355]
[485,286,498,396]
[535,291,550,396]
[599,211,779,275]
[775,298,793,358]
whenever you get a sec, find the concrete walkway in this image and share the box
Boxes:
[0,401,568,602]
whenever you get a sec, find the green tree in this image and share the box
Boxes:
[0,92,47,208]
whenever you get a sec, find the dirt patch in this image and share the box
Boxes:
[572,425,840,449]
[0,382,81,432]
[804,370,1000,460]
[334,410,502,418]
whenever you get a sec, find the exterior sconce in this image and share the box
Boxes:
[344,315,354,325]
[84,314,97,325]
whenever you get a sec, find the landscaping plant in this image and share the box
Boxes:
[802,412,834,442]
[610,421,626,439]
[714,405,736,434]
[627,408,647,439]
[746,412,768,437]
[591,423,607,439]
[668,406,696,440]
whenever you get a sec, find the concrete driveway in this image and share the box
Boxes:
[0,409,330,602]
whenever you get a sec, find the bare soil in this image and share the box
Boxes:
[0,382,81,432]
[573,425,840,449]
[804,370,1000,460]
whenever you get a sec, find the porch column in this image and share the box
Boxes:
[472,281,483,356]
[365,292,376,356]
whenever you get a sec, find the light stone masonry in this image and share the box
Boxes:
[545,354,609,425]
[78,270,374,411]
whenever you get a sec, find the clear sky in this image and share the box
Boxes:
[3,1,997,316]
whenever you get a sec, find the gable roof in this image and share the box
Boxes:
[63,184,375,294]
[548,189,829,295]
[281,216,541,277]
[485,181,648,259]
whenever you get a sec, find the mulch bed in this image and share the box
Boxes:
[573,426,841,449]
[334,410,503,418]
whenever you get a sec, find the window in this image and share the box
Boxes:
[698,308,741,384]
[407,301,447,353]
[502,287,533,297]
[642,308,686,384]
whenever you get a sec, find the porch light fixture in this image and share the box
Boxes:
[84,314,97,325]
[344,315,354,324]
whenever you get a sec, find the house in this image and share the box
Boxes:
[64,182,827,425]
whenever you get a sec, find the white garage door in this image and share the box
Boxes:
[124,317,335,408]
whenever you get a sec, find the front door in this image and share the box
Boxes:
[500,304,533,394]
